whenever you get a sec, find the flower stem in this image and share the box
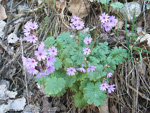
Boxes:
[88,25,99,58]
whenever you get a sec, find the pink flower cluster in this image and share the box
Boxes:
[70,15,84,30]
[83,36,92,55]
[23,21,38,43]
[67,64,96,76]
[22,42,57,78]
[99,12,118,32]
[100,82,115,94]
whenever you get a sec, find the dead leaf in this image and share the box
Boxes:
[56,0,66,11]
[68,0,90,18]
[136,61,146,75]
[110,105,118,113]
[0,5,7,20]
[136,33,150,46]
[137,26,143,35]
[115,20,124,30]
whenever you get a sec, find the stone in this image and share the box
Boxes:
[120,2,141,22]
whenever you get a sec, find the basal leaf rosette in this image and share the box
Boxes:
[45,77,66,95]
[83,82,106,106]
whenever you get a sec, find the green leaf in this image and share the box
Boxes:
[71,83,79,93]
[76,72,87,81]
[35,75,49,85]
[110,2,124,8]
[53,70,76,87]
[79,79,90,91]
[51,88,66,97]
[54,58,62,70]
[45,77,66,95]
[63,58,74,69]
[97,0,110,4]
[89,56,100,65]
[71,51,85,66]
[98,42,110,55]
[73,92,87,108]
[102,57,116,73]
[44,37,56,47]
[109,47,127,65]
[83,82,106,106]
[57,32,72,45]
[87,65,107,81]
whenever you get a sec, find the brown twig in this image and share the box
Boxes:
[0,40,14,56]
[0,48,20,75]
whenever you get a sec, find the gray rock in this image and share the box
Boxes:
[120,2,141,22]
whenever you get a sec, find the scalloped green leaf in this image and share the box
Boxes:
[35,75,49,85]
[51,88,66,97]
[110,2,124,9]
[53,70,76,87]
[79,79,90,91]
[87,65,107,81]
[71,51,85,66]
[73,92,87,108]
[54,58,62,70]
[76,72,87,81]
[45,77,66,95]
[71,82,79,93]
[83,82,106,106]
[44,37,56,47]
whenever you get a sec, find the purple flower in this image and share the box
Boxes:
[22,56,27,66]
[100,82,109,91]
[70,23,76,30]
[38,42,45,51]
[103,22,112,31]
[70,15,84,30]
[99,12,109,23]
[45,66,55,75]
[24,29,30,36]
[49,46,57,56]
[108,16,118,27]
[46,55,56,66]
[75,21,84,30]
[34,48,47,61]
[87,65,96,72]
[83,47,91,55]
[71,15,80,24]
[24,21,38,30]
[27,68,38,75]
[27,58,38,68]
[107,72,113,78]
[107,84,115,93]
[24,35,38,43]
[24,21,33,31]
[30,21,38,30]
[30,35,38,43]
[67,67,76,76]
[36,71,46,78]
[83,36,92,44]
[77,67,86,73]
[70,34,75,38]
